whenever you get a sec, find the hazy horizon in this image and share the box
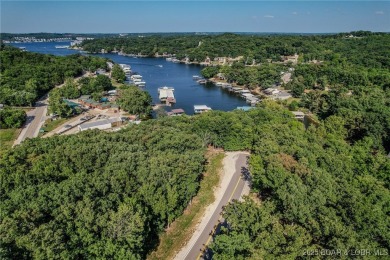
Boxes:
[1,1,389,34]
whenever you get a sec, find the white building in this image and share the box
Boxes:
[194,105,212,114]
[78,117,122,132]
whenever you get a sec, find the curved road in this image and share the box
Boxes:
[176,152,250,260]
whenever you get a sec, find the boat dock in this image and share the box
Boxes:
[194,105,212,114]
[158,87,176,105]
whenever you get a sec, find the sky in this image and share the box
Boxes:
[1,1,389,33]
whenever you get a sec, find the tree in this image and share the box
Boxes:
[111,64,126,83]
[0,108,26,128]
[48,88,73,118]
[93,75,112,91]
[61,78,80,99]
[201,66,219,78]
[117,86,152,118]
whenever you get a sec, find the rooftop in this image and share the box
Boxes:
[194,105,212,110]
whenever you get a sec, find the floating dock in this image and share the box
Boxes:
[158,87,176,104]
[194,105,212,114]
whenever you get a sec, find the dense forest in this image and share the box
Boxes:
[1,102,389,258]
[0,119,206,259]
[0,45,108,106]
[80,31,390,64]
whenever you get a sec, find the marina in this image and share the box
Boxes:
[9,42,248,114]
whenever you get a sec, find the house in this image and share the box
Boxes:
[167,108,185,116]
[107,90,117,96]
[263,88,280,95]
[64,99,81,109]
[78,117,123,132]
[283,53,299,64]
[194,105,212,114]
[239,89,252,95]
[273,91,292,100]
[291,111,305,120]
[241,93,254,100]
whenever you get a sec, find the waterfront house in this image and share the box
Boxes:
[272,91,292,100]
[241,93,255,100]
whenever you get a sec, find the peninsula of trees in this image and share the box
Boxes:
[0,45,108,107]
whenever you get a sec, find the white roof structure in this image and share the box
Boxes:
[194,105,212,113]
[158,87,175,100]
[292,111,305,117]
[194,105,211,110]
[242,93,254,99]
[78,117,122,131]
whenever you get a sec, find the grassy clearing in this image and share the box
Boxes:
[0,128,20,153]
[148,149,225,260]
[40,118,68,135]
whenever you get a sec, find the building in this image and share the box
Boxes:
[78,117,123,132]
[158,87,176,104]
[291,111,305,120]
[272,91,292,100]
[167,108,185,116]
[194,105,212,114]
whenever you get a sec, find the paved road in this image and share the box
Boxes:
[13,98,48,146]
[183,152,249,260]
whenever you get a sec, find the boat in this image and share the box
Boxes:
[194,105,212,114]
[55,45,70,49]
[135,81,146,87]
[193,75,201,80]
[156,65,163,68]
[197,79,207,84]
[158,87,176,104]
[131,75,143,80]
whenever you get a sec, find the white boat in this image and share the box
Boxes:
[55,45,70,49]
[131,75,143,80]
[193,75,201,80]
[135,81,146,87]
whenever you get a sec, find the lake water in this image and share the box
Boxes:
[10,42,247,114]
